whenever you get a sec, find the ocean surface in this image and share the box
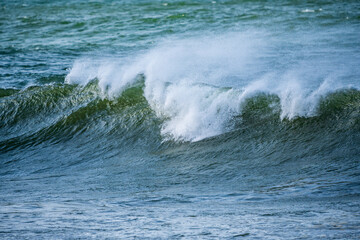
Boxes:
[1,0,360,239]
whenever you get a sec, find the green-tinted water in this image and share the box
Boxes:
[1,0,360,239]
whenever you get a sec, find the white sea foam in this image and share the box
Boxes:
[66,32,353,141]
[277,76,339,119]
[301,9,315,13]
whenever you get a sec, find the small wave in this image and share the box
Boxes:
[0,88,19,98]
[0,80,162,153]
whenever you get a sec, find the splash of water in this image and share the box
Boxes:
[66,32,353,141]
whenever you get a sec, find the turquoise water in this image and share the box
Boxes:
[1,0,360,239]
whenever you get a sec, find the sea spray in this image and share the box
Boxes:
[66,32,358,141]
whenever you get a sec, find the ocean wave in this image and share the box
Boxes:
[0,79,359,152]
[65,33,359,141]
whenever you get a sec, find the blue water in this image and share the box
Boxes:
[1,0,360,239]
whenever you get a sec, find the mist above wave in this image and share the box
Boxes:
[66,32,357,141]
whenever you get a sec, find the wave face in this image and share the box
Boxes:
[1,79,359,149]
[1,0,360,239]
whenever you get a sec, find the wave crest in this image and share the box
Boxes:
[65,33,358,141]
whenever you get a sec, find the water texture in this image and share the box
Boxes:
[1,0,360,239]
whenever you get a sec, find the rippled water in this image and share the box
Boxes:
[1,0,360,239]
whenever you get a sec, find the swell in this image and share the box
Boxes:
[1,79,359,154]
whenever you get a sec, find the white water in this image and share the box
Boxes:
[66,32,356,141]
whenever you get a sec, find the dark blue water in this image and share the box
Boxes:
[1,0,360,239]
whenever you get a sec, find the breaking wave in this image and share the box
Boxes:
[63,33,359,141]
